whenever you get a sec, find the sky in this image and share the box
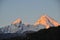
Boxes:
[0,0,60,27]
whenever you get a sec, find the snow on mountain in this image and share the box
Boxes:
[12,18,22,25]
[46,15,60,27]
[0,15,60,39]
[34,15,60,29]
[0,15,60,33]
[11,18,22,27]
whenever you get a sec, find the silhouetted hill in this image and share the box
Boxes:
[26,26,60,40]
[0,26,60,40]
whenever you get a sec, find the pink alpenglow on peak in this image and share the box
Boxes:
[12,18,22,25]
[34,15,60,29]
[34,15,50,29]
[46,15,60,27]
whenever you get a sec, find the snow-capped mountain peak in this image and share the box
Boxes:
[34,15,50,29]
[12,18,22,25]
[46,15,60,27]
[34,15,60,29]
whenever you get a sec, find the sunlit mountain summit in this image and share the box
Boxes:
[12,18,22,25]
[0,15,60,40]
[34,15,60,29]
[0,15,60,33]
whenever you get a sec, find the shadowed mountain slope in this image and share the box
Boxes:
[0,26,60,40]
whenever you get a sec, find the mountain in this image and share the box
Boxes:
[0,15,60,33]
[46,15,60,27]
[1,26,60,40]
[0,15,60,40]
[34,15,60,29]
[0,18,23,33]
[12,18,22,25]
[25,26,60,40]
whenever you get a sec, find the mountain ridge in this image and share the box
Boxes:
[34,15,60,29]
[0,15,60,33]
[0,15,60,40]
[12,18,22,25]
[0,26,60,40]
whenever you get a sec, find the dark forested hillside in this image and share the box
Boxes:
[0,26,60,40]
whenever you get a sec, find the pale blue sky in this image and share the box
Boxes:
[0,0,60,26]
